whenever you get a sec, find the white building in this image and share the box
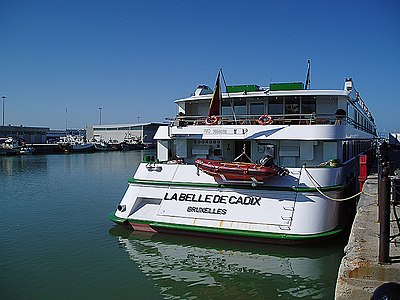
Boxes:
[86,123,165,148]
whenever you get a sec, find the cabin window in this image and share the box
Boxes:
[249,102,264,116]
[323,142,338,162]
[268,97,283,115]
[317,96,338,117]
[284,97,300,115]
[233,98,247,117]
[221,99,233,117]
[301,97,316,114]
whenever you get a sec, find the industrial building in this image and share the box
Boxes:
[86,123,164,148]
[0,125,49,143]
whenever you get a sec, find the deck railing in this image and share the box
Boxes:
[169,113,376,135]
[173,113,341,125]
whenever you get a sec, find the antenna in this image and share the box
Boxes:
[305,60,311,90]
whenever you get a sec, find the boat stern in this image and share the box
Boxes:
[108,212,128,226]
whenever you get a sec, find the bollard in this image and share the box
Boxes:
[358,154,368,191]
[378,163,391,264]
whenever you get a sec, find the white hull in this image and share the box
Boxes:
[111,161,356,242]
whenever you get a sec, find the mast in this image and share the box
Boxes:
[305,60,311,90]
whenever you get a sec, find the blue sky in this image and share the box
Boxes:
[1,0,399,132]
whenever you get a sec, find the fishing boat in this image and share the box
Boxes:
[121,133,147,151]
[59,135,96,153]
[109,65,377,244]
[0,137,21,156]
[93,139,120,151]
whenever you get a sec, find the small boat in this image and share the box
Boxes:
[121,134,146,151]
[195,155,287,184]
[94,141,118,151]
[0,137,21,156]
[59,135,96,153]
[19,146,35,155]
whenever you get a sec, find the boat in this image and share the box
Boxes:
[109,66,377,244]
[121,133,147,151]
[195,155,288,185]
[0,137,21,156]
[19,146,35,155]
[93,139,120,151]
[59,135,96,153]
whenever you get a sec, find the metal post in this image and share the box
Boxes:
[1,96,6,126]
[99,107,102,125]
[379,163,391,263]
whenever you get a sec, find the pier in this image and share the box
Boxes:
[335,145,400,299]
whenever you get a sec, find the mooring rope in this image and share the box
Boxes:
[303,165,362,202]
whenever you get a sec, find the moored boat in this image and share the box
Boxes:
[0,137,21,156]
[94,140,120,151]
[59,135,96,153]
[121,133,146,151]
[109,66,377,244]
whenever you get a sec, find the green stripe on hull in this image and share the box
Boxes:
[108,213,344,242]
[108,212,127,224]
[127,178,347,192]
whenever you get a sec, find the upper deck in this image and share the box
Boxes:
[171,79,376,136]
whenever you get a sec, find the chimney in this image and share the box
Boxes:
[344,78,353,91]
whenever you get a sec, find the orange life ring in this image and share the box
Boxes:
[205,116,219,125]
[258,115,273,125]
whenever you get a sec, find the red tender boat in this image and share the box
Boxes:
[194,157,284,183]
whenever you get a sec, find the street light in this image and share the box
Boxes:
[99,107,102,125]
[1,96,6,126]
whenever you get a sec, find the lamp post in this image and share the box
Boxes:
[99,107,102,125]
[1,96,6,126]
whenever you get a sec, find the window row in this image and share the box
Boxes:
[221,96,317,117]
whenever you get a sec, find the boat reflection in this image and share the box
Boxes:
[109,226,344,299]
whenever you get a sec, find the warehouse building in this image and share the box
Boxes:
[0,125,49,143]
[86,123,164,148]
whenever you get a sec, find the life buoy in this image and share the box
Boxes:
[205,116,219,125]
[258,115,273,125]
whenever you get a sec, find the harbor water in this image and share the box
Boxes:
[0,152,346,299]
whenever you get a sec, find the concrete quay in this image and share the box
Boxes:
[335,174,400,299]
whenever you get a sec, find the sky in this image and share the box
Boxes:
[0,0,399,132]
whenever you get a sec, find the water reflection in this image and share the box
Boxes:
[0,156,47,176]
[109,227,344,299]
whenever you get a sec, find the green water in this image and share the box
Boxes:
[0,152,345,299]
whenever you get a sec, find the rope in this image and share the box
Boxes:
[303,165,362,202]
[362,191,378,197]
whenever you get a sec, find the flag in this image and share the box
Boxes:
[208,71,222,117]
